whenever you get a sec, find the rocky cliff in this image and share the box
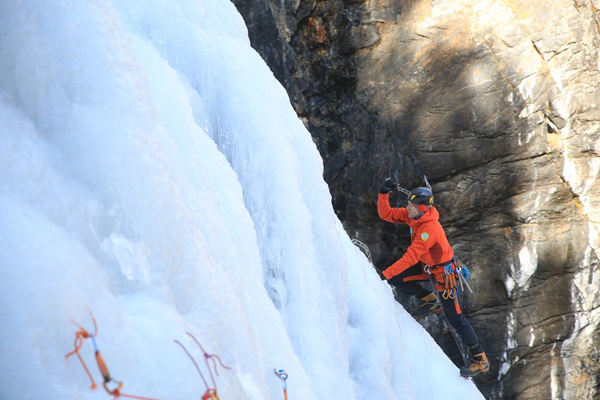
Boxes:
[232,0,600,398]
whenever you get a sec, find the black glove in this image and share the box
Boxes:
[376,268,387,281]
[379,178,397,194]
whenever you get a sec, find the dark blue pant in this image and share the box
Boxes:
[391,263,480,347]
[439,291,479,347]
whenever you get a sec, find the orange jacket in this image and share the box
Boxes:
[378,193,454,279]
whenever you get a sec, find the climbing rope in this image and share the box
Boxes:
[65,311,163,400]
[174,332,231,400]
[274,369,288,400]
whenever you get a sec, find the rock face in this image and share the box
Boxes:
[232,0,600,398]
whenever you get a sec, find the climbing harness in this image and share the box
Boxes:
[424,262,458,300]
[274,368,288,400]
[65,311,162,400]
[174,332,231,400]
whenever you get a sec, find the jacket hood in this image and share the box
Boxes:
[413,206,439,224]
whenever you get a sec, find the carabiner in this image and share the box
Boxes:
[102,380,124,396]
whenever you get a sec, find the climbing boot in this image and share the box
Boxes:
[410,293,442,319]
[460,352,490,377]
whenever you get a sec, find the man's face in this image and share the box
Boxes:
[406,201,420,218]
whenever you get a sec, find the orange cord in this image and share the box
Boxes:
[65,315,99,389]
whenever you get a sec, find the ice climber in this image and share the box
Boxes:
[376,177,490,377]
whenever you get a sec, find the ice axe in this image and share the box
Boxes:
[391,175,431,197]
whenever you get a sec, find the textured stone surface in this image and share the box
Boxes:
[233,0,600,398]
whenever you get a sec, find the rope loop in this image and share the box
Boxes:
[175,332,230,400]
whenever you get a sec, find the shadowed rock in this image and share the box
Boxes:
[232,0,600,398]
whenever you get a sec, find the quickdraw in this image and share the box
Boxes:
[442,264,458,300]
[65,311,162,400]
[90,332,125,396]
[274,368,288,400]
[174,332,231,400]
[454,259,473,294]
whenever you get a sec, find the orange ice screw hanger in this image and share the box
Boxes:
[274,369,288,400]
